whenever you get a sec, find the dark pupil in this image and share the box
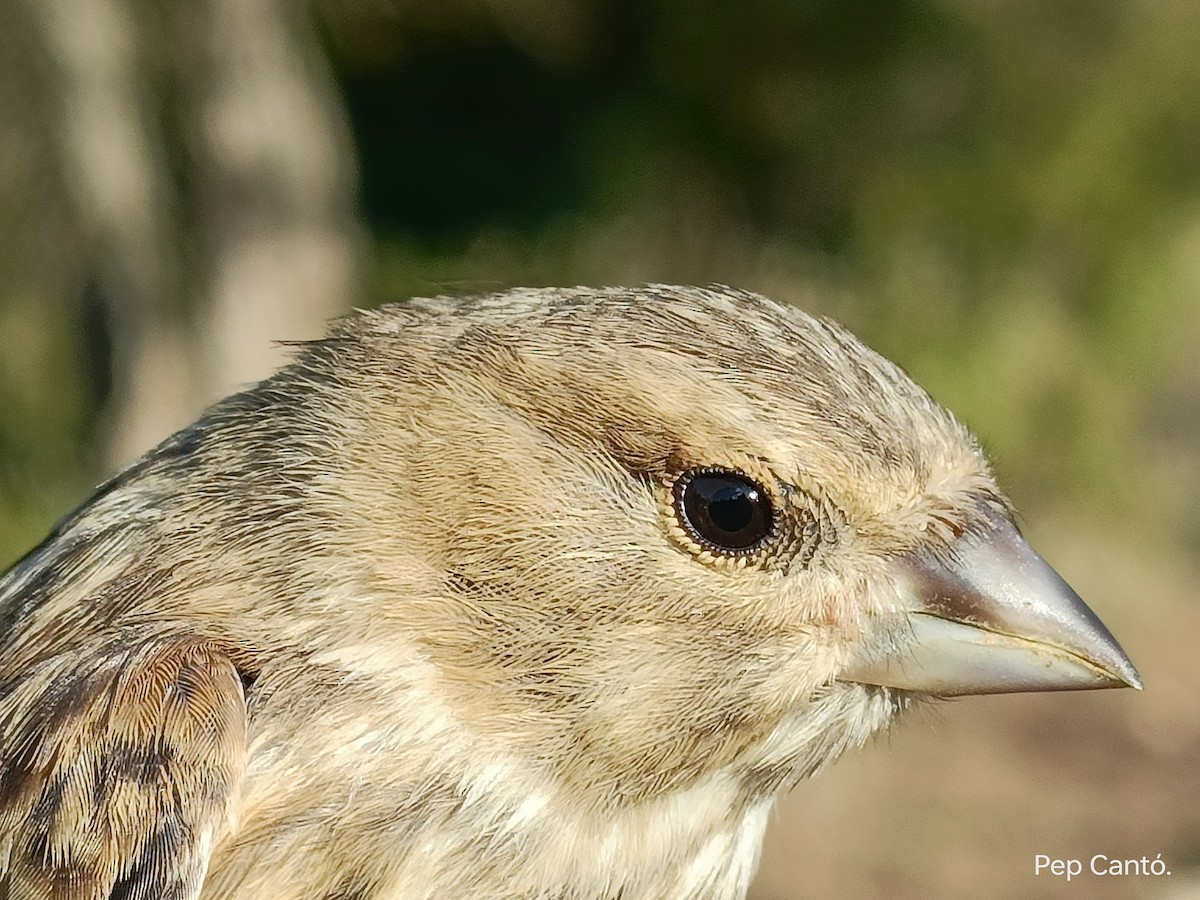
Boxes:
[682,473,771,551]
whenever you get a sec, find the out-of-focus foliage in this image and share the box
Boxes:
[0,2,1196,896]
[0,0,361,564]
[315,0,1199,529]
[3,0,1197,553]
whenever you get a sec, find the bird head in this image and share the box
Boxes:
[0,283,1142,899]
[304,284,1139,808]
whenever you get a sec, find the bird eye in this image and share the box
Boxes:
[674,469,773,554]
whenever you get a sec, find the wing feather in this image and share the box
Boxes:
[0,641,246,900]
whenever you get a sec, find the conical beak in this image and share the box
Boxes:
[841,507,1142,696]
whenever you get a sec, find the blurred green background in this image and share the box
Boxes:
[0,1,1196,897]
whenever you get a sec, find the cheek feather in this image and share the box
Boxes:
[0,285,1136,900]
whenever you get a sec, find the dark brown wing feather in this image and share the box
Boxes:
[0,641,246,900]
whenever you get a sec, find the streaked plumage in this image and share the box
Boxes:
[0,285,1138,899]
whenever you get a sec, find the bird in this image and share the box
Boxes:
[0,284,1140,900]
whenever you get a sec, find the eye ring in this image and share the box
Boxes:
[673,468,774,555]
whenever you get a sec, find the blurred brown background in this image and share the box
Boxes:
[0,1,1196,897]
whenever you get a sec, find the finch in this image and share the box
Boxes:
[0,285,1139,899]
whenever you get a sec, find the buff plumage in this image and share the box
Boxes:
[0,286,1138,899]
